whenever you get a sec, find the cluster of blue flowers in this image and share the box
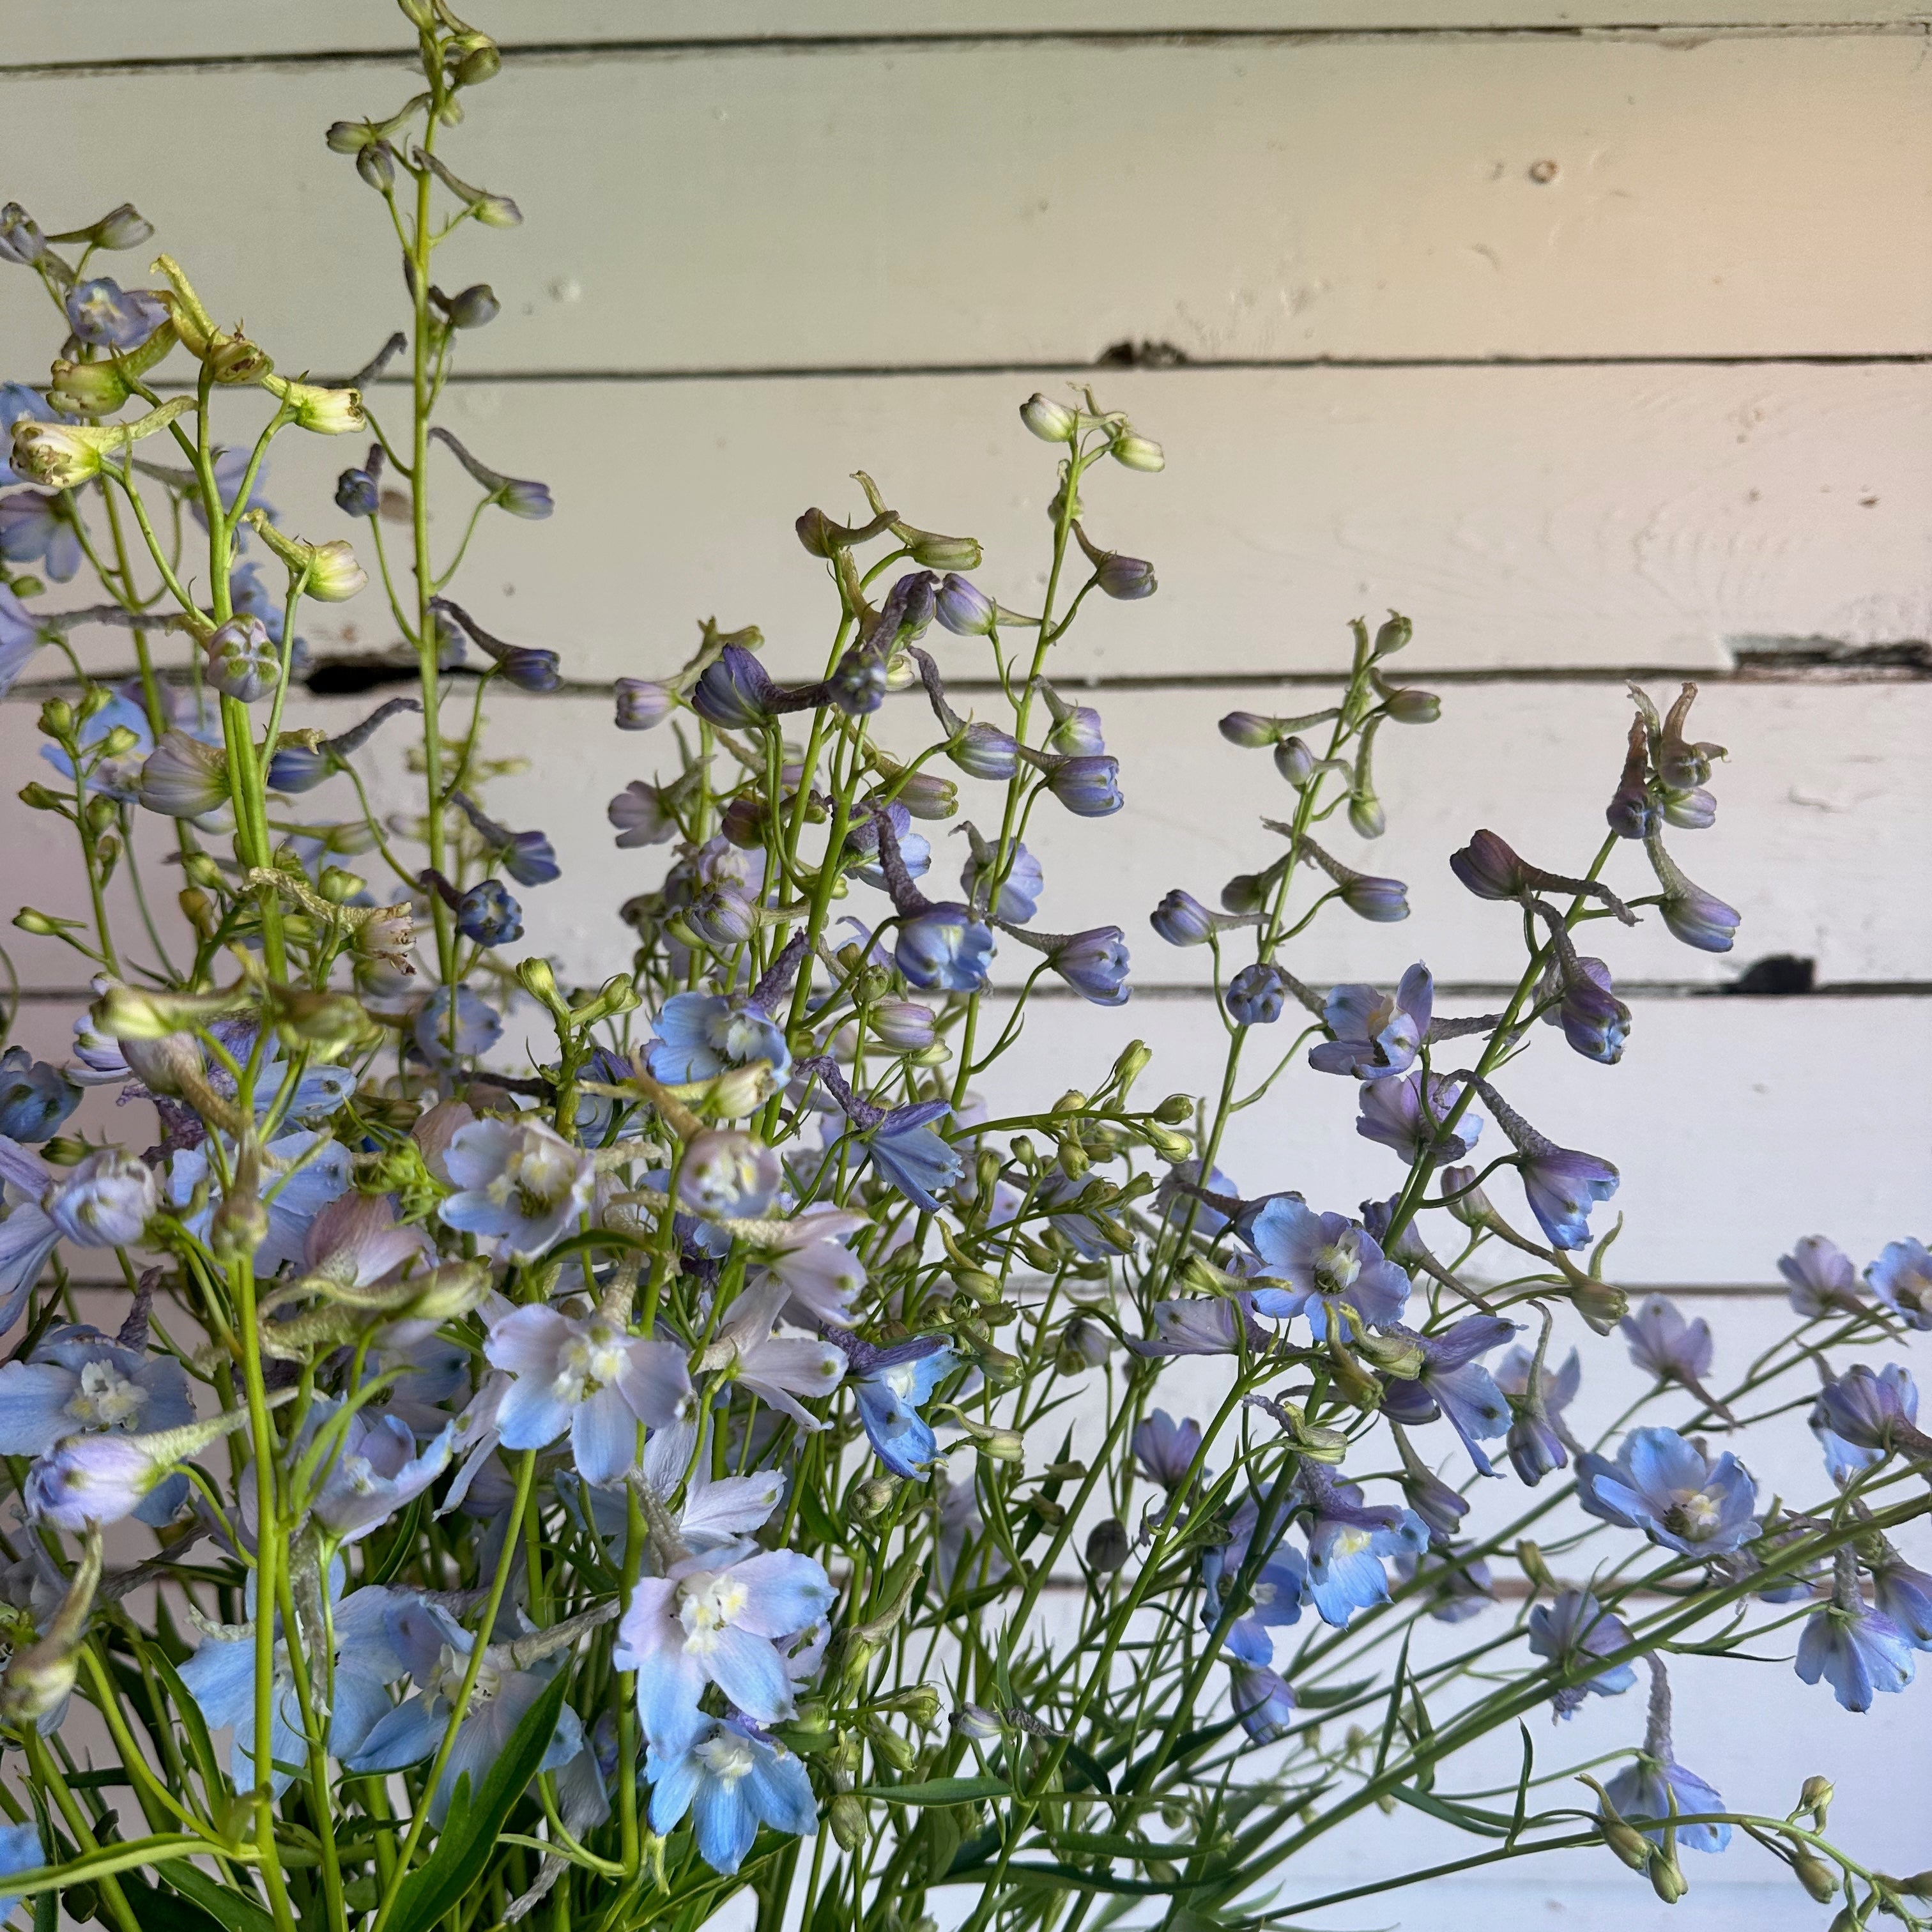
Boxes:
[0,17,1921,1932]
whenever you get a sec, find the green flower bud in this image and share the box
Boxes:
[1800,1775,1834,1825]
[1792,1851,1839,1903]
[829,1794,870,1851]
[1372,612,1412,657]
[263,375,365,435]
[1020,394,1078,441]
[1085,1517,1130,1572]
[1110,430,1165,471]
[1649,1851,1688,1903]
[11,397,194,489]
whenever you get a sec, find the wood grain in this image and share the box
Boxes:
[3,34,1926,369]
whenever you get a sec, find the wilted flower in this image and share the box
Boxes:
[1602,1659,1729,1852]
[1243,1199,1411,1339]
[1867,1237,1932,1330]
[645,1719,818,1877]
[429,426,553,518]
[1577,1427,1758,1558]
[1644,836,1739,953]
[485,1303,690,1485]
[1528,1589,1636,1717]
[452,791,560,885]
[1309,965,1432,1078]
[439,1116,595,1261]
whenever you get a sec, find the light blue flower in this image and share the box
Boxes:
[1227,1662,1296,1743]
[1867,1238,1932,1330]
[0,1328,194,1526]
[1377,1315,1515,1476]
[1528,1588,1636,1717]
[1812,1363,1923,1479]
[1577,1427,1758,1558]
[0,586,46,698]
[836,1334,951,1479]
[179,1579,402,1795]
[312,1405,456,1543]
[343,1596,585,1823]
[412,986,504,1068]
[1778,1235,1863,1317]
[1797,1595,1915,1712]
[1874,1549,1932,1651]
[1298,1466,1427,1629]
[1603,1756,1729,1854]
[863,1101,963,1214]
[1243,1200,1411,1341]
[168,1130,352,1275]
[0,1048,80,1143]
[1200,1496,1307,1664]
[1309,964,1431,1078]
[0,1820,44,1918]
[960,832,1042,924]
[0,489,79,581]
[647,991,790,1086]
[617,1544,835,1754]
[645,1717,818,1876]
[64,277,166,350]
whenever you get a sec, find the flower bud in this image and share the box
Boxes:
[898,526,981,571]
[0,1530,100,1729]
[1372,613,1411,658]
[854,1476,898,1523]
[356,139,397,191]
[453,36,503,86]
[1110,430,1165,471]
[615,678,674,730]
[12,397,193,489]
[1096,553,1156,600]
[1791,1851,1838,1903]
[1149,889,1214,947]
[137,731,229,818]
[870,999,937,1052]
[211,1188,270,1264]
[1086,1517,1131,1572]
[1380,685,1440,724]
[952,1703,1004,1740]
[1649,1851,1688,1903]
[443,282,501,328]
[91,204,155,251]
[891,770,959,820]
[1273,736,1315,785]
[204,615,280,703]
[934,572,996,636]
[1218,711,1278,749]
[1799,1776,1834,1825]
[829,1794,870,1851]
[48,357,133,416]
[1020,393,1078,441]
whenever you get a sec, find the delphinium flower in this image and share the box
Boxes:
[1388,1424,1469,1542]
[26,1407,248,1531]
[1494,1335,1583,1484]
[0,487,80,582]
[1578,1427,1758,1558]
[484,1302,691,1485]
[1308,964,1431,1078]
[831,1331,953,1478]
[0,1327,194,1523]
[0,1048,80,1142]
[1643,836,1740,953]
[1811,1363,1932,1475]
[1228,1662,1296,1743]
[1797,1548,1915,1712]
[180,1581,405,1795]
[1867,1238,1932,1330]
[645,1718,818,1876]
[429,426,554,519]
[432,603,560,693]
[959,825,1043,923]
[438,1114,595,1262]
[0,1824,41,1919]
[1871,1541,1932,1650]
[412,986,504,1067]
[1298,836,1409,922]
[1,1140,162,1329]
[1621,1296,1726,1414]
[646,935,804,1085]
[1200,1495,1308,1663]
[420,869,523,946]
[1355,1071,1480,1164]
[999,919,1131,1006]
[1602,1659,1730,1852]
[1241,1199,1411,1340]
[1528,1588,1637,1717]
[1297,1464,1428,1628]
[1134,1410,1204,1491]
[1392,1549,1496,1623]
[797,1057,964,1214]
[692,1271,845,1427]
[867,809,993,992]
[1465,1077,1618,1252]
[616,1535,836,1751]
[65,277,167,349]
[1126,1293,1275,1360]
[1376,1315,1516,1473]
[344,1597,586,1822]
[450,788,561,884]
[1778,1234,1865,1317]
[266,695,420,795]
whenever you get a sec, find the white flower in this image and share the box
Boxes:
[438,1116,594,1262]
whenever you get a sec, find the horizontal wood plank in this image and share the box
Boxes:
[1,676,1926,989]
[3,35,1926,366]
[8,6,1925,70]
[15,366,1928,685]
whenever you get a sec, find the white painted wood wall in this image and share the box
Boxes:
[3,6,1928,1922]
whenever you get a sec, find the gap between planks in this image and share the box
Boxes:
[3,19,1928,80]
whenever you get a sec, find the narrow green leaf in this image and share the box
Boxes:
[121,1874,224,1932]
[858,1776,1010,1806]
[162,1864,275,1932]
[388,1668,571,1932]
[1291,1676,1376,1711]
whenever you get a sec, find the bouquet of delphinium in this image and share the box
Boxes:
[0,8,1926,1932]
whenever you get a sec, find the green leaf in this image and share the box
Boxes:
[1291,1676,1375,1710]
[162,1864,275,1932]
[1060,1742,1112,1795]
[858,1776,1010,1806]
[387,1668,571,1932]
[120,1874,224,1932]
[140,1641,226,1799]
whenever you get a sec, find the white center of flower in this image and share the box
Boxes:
[1330,1527,1373,1561]
[1313,1239,1362,1296]
[1671,1487,1722,1535]
[487,1138,574,1222]
[551,1322,629,1406]
[66,1361,148,1431]
[678,1571,751,1654]
[432,1643,496,1704]
[694,1728,756,1784]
